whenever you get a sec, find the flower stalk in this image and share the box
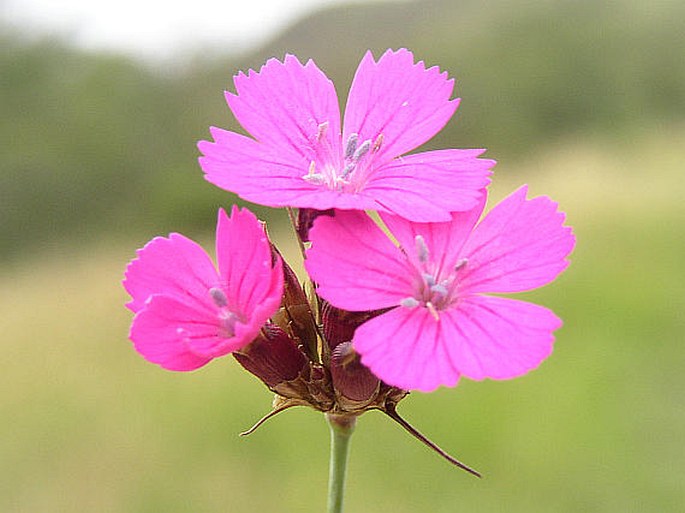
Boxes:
[326,414,357,513]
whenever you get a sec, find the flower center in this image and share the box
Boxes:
[399,236,468,319]
[209,287,239,338]
[302,122,383,192]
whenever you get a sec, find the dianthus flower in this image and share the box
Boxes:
[305,186,575,392]
[123,206,283,371]
[198,48,494,222]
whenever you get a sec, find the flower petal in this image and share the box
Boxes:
[198,127,316,203]
[353,307,461,392]
[343,49,458,164]
[459,186,576,294]
[379,192,486,273]
[199,127,385,211]
[129,295,216,371]
[215,206,283,317]
[441,296,561,381]
[123,233,218,314]
[226,54,341,162]
[305,210,414,311]
[366,149,493,221]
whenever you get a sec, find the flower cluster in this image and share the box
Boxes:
[124,49,574,472]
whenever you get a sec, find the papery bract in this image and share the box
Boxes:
[198,48,495,222]
[305,186,575,392]
[123,206,283,371]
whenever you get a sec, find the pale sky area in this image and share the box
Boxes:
[1,0,379,61]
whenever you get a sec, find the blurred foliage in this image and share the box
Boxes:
[2,0,684,259]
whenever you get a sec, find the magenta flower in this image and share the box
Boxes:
[305,186,575,392]
[123,206,283,371]
[198,48,495,222]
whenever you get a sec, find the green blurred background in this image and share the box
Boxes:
[2,0,684,511]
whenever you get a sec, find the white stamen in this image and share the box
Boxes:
[209,287,228,307]
[344,133,359,159]
[352,139,371,161]
[303,173,326,185]
[455,258,469,271]
[415,235,429,263]
[303,161,325,185]
[316,121,329,141]
[400,297,420,308]
[426,301,440,320]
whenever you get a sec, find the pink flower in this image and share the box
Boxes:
[198,48,495,222]
[123,206,283,371]
[305,186,575,392]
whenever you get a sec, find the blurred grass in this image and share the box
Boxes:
[2,126,683,512]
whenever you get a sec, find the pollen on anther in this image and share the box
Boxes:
[430,283,448,297]
[455,258,469,271]
[400,297,420,309]
[415,235,429,263]
[344,133,359,159]
[209,287,228,307]
[352,140,371,161]
[422,273,436,287]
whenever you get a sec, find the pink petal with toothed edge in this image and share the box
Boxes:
[343,49,458,165]
[458,186,576,295]
[352,295,560,391]
[365,149,493,222]
[440,296,561,381]
[125,206,284,371]
[227,55,341,161]
[129,295,216,371]
[353,307,461,392]
[123,233,218,314]
[379,193,486,272]
[199,128,383,211]
[305,210,414,311]
[215,206,283,316]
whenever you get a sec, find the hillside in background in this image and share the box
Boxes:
[2,0,684,259]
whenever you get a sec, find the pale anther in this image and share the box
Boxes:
[415,235,429,263]
[209,287,228,307]
[344,133,359,159]
[430,283,448,297]
[455,258,469,271]
[303,173,326,185]
[422,273,436,287]
[218,310,238,338]
[400,297,420,308]
[352,140,371,161]
[340,162,356,179]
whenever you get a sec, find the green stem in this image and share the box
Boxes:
[326,414,356,513]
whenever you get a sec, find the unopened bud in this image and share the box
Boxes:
[233,324,306,388]
[330,342,380,404]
